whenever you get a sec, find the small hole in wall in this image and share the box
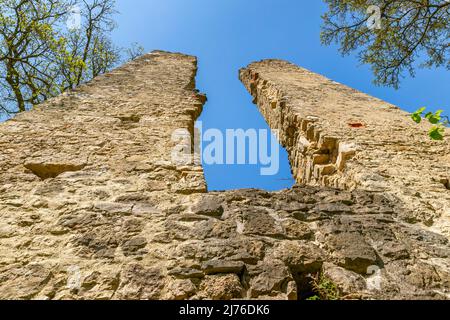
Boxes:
[441,178,450,190]
[292,268,343,301]
[294,273,317,300]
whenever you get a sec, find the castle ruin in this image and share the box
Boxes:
[0,51,449,300]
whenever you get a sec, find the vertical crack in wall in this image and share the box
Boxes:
[195,65,295,192]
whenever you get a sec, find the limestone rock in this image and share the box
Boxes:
[198,274,244,300]
[327,232,379,274]
[192,196,224,218]
[0,51,448,300]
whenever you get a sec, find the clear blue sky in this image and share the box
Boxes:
[3,0,449,191]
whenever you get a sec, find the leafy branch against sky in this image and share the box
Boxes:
[0,0,139,115]
[321,0,449,89]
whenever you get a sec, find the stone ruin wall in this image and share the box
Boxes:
[0,51,449,300]
[240,61,450,234]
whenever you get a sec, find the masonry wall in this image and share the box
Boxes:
[240,60,450,235]
[0,51,448,300]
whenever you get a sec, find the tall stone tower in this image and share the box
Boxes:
[0,51,448,300]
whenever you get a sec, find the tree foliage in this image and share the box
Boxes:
[321,0,450,89]
[412,107,449,140]
[0,0,129,115]
[126,42,145,61]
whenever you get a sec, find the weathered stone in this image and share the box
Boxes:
[249,262,292,298]
[115,264,164,300]
[0,226,15,239]
[406,262,442,290]
[378,241,410,261]
[0,51,449,300]
[315,203,353,214]
[121,237,148,256]
[198,274,244,300]
[175,239,265,265]
[281,219,314,240]
[165,279,197,300]
[274,202,309,213]
[240,59,449,227]
[327,232,379,274]
[168,267,204,280]
[24,161,86,180]
[322,263,367,296]
[192,196,224,218]
[74,230,120,259]
[131,203,160,216]
[0,264,52,299]
[202,260,245,275]
[240,209,284,238]
[94,202,133,216]
[269,241,325,273]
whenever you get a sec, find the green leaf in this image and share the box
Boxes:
[429,126,444,141]
[416,107,426,114]
[411,113,422,124]
[426,112,441,125]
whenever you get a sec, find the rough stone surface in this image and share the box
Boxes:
[0,51,449,300]
[240,61,450,234]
